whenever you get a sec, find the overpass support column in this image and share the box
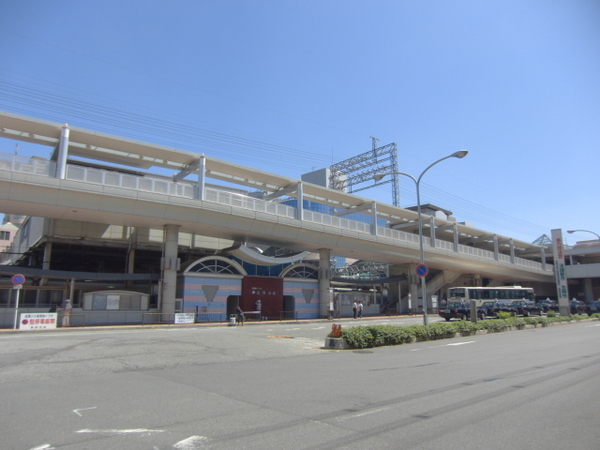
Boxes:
[318,249,331,318]
[161,224,180,316]
[408,264,419,313]
[56,124,70,179]
[389,264,405,313]
[584,278,594,302]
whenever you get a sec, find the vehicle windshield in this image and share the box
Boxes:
[446,302,464,308]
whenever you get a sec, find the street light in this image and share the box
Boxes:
[374,150,469,325]
[566,229,600,240]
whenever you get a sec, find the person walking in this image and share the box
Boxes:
[236,306,244,326]
[357,301,363,318]
[353,301,358,319]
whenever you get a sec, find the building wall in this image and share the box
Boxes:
[283,279,320,319]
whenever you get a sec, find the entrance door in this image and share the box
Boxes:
[283,295,296,320]
[227,295,240,318]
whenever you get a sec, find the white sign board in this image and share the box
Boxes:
[175,313,195,324]
[20,313,58,330]
[106,294,120,310]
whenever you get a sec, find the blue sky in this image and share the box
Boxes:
[1,0,599,244]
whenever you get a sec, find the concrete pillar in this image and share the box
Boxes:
[161,224,180,316]
[318,249,331,318]
[493,235,499,261]
[509,238,515,264]
[584,278,593,302]
[371,201,378,236]
[297,181,304,220]
[452,223,459,251]
[56,125,70,179]
[197,155,206,200]
[388,264,405,313]
[429,216,436,247]
[408,264,419,313]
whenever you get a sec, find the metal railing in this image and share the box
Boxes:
[0,152,553,275]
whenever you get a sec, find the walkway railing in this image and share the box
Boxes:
[0,152,551,275]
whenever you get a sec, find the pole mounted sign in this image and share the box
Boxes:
[415,264,429,278]
[12,274,26,286]
[11,274,26,330]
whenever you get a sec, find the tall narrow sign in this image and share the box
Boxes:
[551,229,569,316]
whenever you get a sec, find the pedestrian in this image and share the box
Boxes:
[353,301,358,319]
[59,299,72,327]
[357,301,363,318]
[236,306,244,326]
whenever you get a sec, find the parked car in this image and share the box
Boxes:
[494,300,519,316]
[439,302,486,321]
[585,301,600,316]
[511,300,544,316]
[479,301,500,318]
[570,300,586,315]
[536,299,559,313]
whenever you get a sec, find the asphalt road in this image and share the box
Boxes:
[1,318,599,449]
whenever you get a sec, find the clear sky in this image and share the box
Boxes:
[1,0,599,245]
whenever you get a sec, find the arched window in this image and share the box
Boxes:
[185,257,245,275]
[281,264,318,279]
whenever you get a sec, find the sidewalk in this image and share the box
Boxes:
[0,313,419,334]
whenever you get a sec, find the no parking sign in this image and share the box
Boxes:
[415,264,429,278]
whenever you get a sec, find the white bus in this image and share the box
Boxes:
[447,286,535,303]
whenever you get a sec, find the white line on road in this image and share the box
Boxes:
[77,429,164,434]
[28,445,54,450]
[411,341,475,351]
[73,406,97,417]
[337,407,392,421]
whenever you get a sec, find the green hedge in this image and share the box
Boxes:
[337,315,596,349]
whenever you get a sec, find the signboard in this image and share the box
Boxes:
[551,229,569,315]
[415,264,429,278]
[175,313,195,324]
[20,313,58,330]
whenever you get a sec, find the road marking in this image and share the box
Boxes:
[73,406,97,417]
[77,429,164,434]
[28,445,54,450]
[411,341,475,351]
[446,341,475,346]
[312,326,326,329]
[337,407,392,421]
[173,435,209,449]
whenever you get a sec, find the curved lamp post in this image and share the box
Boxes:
[566,229,600,240]
[374,150,468,325]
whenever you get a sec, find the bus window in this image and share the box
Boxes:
[468,289,481,299]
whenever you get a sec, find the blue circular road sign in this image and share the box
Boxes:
[11,274,26,285]
[415,264,429,277]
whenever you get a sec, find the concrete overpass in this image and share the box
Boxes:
[0,111,554,314]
